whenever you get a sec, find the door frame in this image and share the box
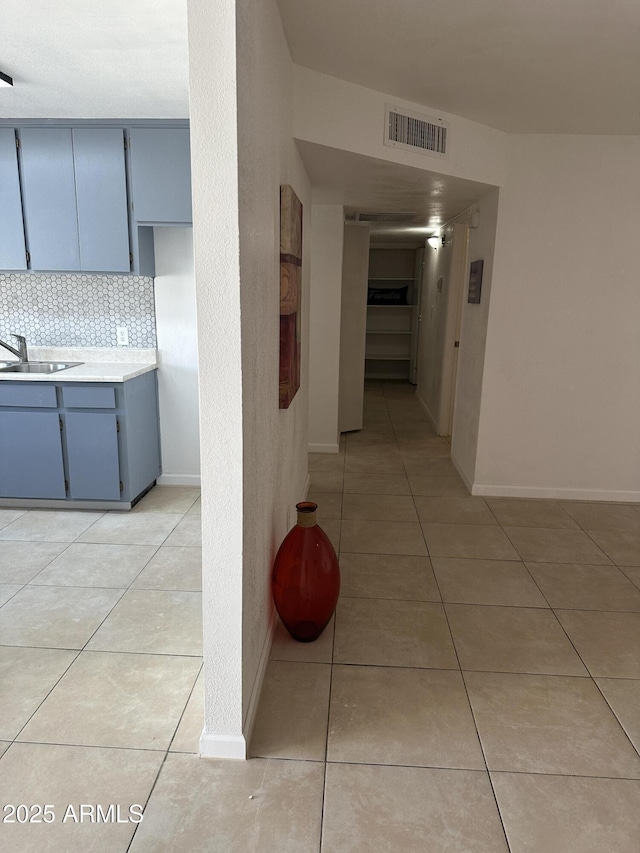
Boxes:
[439,223,469,437]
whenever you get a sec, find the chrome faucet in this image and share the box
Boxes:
[0,334,29,362]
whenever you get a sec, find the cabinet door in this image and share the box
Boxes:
[73,128,131,272]
[0,411,66,498]
[19,128,80,271]
[64,412,121,500]
[0,128,27,270]
[129,128,192,224]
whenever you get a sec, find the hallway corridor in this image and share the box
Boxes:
[0,381,639,851]
[249,380,640,851]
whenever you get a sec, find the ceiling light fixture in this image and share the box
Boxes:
[427,234,445,249]
[0,71,13,88]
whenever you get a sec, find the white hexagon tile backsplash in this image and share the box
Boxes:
[0,273,157,348]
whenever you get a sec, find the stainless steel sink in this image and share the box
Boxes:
[0,361,82,374]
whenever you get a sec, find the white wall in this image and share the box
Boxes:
[474,137,640,500]
[153,227,200,484]
[416,227,454,428]
[308,205,344,452]
[235,0,311,735]
[188,0,245,756]
[293,66,509,188]
[451,189,499,487]
[188,0,312,758]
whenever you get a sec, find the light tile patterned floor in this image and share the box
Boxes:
[1,381,639,851]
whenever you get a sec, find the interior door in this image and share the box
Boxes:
[444,224,470,437]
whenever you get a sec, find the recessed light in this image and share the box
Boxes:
[0,71,13,88]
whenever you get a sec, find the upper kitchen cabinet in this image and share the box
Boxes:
[128,128,192,224]
[0,128,27,270]
[19,127,130,272]
[73,128,131,272]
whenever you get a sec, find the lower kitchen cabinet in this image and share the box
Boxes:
[0,411,66,499]
[0,370,161,507]
[64,412,121,500]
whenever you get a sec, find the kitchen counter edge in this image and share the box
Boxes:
[0,362,157,383]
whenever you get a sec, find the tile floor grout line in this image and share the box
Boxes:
[591,677,640,763]
[5,647,82,747]
[457,658,516,852]
[580,525,629,565]
[545,603,640,759]
[165,659,204,754]
[320,758,640,781]
[125,748,173,853]
[0,641,203,658]
[618,565,640,591]
[317,607,338,853]
[23,538,78,585]
[0,583,25,609]
[10,738,171,753]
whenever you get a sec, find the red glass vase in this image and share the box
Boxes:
[272,501,340,642]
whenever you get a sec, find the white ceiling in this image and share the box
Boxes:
[4,1,635,237]
[5,1,638,131]
[0,0,188,118]
[277,0,640,135]
[296,140,493,240]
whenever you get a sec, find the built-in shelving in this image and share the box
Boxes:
[365,250,420,381]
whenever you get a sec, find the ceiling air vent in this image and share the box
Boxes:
[384,104,448,158]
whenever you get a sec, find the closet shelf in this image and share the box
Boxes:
[366,330,412,335]
[365,356,411,362]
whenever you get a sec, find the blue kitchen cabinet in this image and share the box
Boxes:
[19,128,80,271]
[0,371,161,507]
[0,382,66,499]
[18,127,131,272]
[0,128,27,270]
[73,128,131,272]
[0,412,66,499]
[128,128,192,224]
[64,412,121,500]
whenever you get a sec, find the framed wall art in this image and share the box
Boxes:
[468,259,484,304]
[279,185,303,408]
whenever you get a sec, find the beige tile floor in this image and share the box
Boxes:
[1,381,639,851]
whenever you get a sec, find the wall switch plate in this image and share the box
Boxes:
[116,326,130,346]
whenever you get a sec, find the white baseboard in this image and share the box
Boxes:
[415,391,439,434]
[157,474,202,487]
[199,731,247,760]
[451,453,474,494]
[198,608,277,761]
[308,443,340,454]
[471,483,640,502]
[242,607,277,751]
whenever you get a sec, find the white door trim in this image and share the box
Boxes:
[439,224,469,436]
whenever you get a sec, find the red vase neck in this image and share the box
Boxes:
[296,501,317,528]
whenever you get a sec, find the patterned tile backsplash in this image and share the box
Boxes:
[0,273,157,349]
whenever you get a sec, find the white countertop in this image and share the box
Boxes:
[0,362,157,382]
